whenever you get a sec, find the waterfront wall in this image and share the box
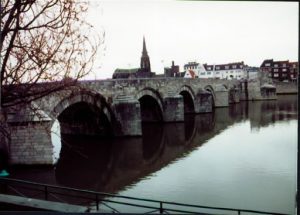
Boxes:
[275,82,298,94]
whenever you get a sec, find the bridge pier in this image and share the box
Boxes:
[162,96,184,122]
[112,96,142,136]
[229,87,240,104]
[214,85,229,107]
[194,91,213,113]
[9,121,55,165]
[239,81,248,101]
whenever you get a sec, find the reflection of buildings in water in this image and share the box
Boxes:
[248,95,297,131]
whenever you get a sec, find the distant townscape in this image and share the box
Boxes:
[112,38,298,83]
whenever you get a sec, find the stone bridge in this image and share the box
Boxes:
[6,77,276,165]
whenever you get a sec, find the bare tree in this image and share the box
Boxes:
[0,0,103,109]
[0,0,103,162]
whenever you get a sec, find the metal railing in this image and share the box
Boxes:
[0,177,290,214]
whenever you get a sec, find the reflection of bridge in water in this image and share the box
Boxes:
[54,95,297,194]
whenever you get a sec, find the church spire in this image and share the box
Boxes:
[142,36,148,55]
[140,36,151,73]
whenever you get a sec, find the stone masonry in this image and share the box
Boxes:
[5,77,275,165]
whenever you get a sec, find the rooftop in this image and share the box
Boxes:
[114,68,140,74]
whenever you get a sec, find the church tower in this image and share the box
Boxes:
[140,36,151,73]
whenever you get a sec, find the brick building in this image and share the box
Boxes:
[260,59,298,82]
[164,61,180,77]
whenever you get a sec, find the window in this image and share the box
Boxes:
[239,65,243,68]
[274,64,278,67]
[216,71,220,74]
[207,72,211,75]
[274,73,279,77]
[200,72,205,75]
[207,67,211,71]
[282,68,287,72]
[225,65,229,69]
[282,63,286,67]
[265,63,270,66]
[215,66,220,70]
[274,69,278,72]
[230,71,233,73]
[232,65,237,69]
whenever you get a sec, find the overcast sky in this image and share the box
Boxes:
[85,0,298,79]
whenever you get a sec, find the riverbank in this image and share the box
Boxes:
[275,82,298,94]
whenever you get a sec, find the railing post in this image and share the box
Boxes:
[44,186,48,200]
[160,202,163,214]
[96,194,99,211]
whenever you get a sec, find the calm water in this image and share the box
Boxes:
[8,95,297,214]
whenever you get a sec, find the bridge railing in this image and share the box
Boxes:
[0,177,290,214]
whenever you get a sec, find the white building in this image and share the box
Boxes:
[183,70,196,78]
[204,61,247,80]
[183,61,248,80]
[245,66,260,80]
[183,62,199,78]
[183,61,213,78]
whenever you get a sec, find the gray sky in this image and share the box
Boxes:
[86,0,298,79]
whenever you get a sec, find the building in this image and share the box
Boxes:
[183,61,211,78]
[244,66,260,80]
[112,37,155,79]
[260,59,298,82]
[164,61,180,77]
[289,62,298,82]
[112,68,140,79]
[184,70,197,78]
[183,62,198,78]
[183,61,247,80]
[183,62,198,75]
[204,61,246,80]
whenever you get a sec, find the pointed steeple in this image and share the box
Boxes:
[142,36,148,55]
[140,36,151,73]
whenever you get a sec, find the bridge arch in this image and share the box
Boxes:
[51,90,114,136]
[178,85,196,114]
[136,88,164,122]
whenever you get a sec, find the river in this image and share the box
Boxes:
[7,95,297,214]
